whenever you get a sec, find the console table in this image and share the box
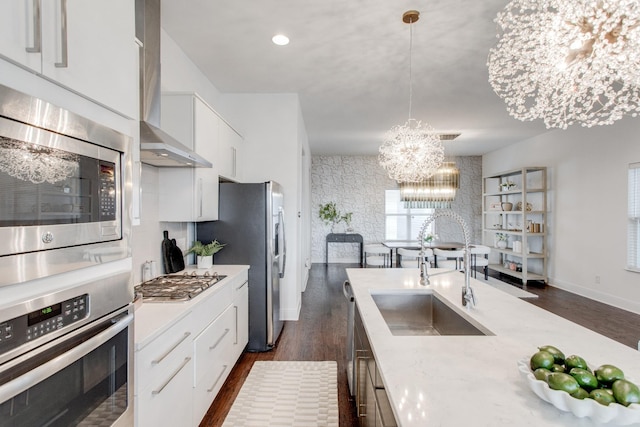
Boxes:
[326,233,363,266]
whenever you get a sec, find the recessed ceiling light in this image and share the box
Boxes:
[272,34,289,46]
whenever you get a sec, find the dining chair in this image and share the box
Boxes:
[397,248,433,268]
[364,244,390,268]
[433,248,465,271]
[470,245,491,280]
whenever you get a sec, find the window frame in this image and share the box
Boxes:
[384,190,435,242]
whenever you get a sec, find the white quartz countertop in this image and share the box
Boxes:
[134,265,249,351]
[346,268,640,427]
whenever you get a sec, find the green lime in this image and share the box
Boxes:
[595,365,625,387]
[538,345,565,364]
[565,355,589,371]
[551,364,565,373]
[569,368,599,391]
[530,351,555,370]
[547,372,580,394]
[571,388,589,399]
[612,379,640,407]
[534,368,552,381]
[590,389,616,406]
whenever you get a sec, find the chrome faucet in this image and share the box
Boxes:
[418,210,476,307]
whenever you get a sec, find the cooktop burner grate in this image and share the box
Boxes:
[135,271,227,302]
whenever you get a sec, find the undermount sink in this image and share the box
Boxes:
[371,292,491,336]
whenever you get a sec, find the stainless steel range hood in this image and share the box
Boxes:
[136,0,211,168]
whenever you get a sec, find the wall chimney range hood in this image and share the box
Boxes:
[136,0,212,168]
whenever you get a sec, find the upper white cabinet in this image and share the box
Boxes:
[159,93,219,221]
[218,120,244,182]
[0,0,138,118]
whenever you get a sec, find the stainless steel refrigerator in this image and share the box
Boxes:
[196,181,286,352]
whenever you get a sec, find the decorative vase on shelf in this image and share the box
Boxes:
[197,255,213,269]
[497,240,507,249]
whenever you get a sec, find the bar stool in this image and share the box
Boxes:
[397,248,433,268]
[364,244,390,268]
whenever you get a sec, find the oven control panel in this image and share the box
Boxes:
[0,294,89,355]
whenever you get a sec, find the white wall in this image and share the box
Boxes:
[310,156,483,263]
[483,117,640,314]
[218,93,311,321]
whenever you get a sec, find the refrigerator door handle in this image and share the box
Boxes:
[278,207,286,278]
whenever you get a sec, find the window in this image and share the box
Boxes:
[628,163,640,272]
[385,190,434,241]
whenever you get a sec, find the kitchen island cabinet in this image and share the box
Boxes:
[134,265,249,427]
[346,268,640,426]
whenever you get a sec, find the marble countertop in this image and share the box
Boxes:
[134,264,249,351]
[346,268,640,426]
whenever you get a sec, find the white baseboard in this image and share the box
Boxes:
[550,277,640,316]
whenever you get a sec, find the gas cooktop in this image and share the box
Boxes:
[134,271,227,302]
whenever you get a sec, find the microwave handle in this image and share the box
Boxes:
[0,313,133,403]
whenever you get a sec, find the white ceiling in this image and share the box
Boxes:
[161,0,551,157]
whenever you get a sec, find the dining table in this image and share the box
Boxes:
[382,241,464,267]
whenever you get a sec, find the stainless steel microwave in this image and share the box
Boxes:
[0,84,132,287]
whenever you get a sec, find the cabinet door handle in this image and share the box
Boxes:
[26,0,41,53]
[209,328,230,350]
[231,146,236,178]
[151,357,191,395]
[151,332,191,365]
[355,351,369,418]
[235,281,248,291]
[198,177,203,218]
[234,306,238,345]
[54,0,68,68]
[207,364,228,393]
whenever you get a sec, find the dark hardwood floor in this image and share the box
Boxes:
[200,264,640,427]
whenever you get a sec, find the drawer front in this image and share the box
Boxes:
[193,305,235,422]
[136,312,193,393]
[190,281,232,328]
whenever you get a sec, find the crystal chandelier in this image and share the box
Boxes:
[0,137,79,184]
[379,10,444,182]
[488,0,640,129]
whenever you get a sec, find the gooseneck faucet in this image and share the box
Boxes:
[418,210,476,307]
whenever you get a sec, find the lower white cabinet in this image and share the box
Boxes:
[232,279,249,360]
[135,269,249,426]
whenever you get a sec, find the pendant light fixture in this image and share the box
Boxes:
[378,10,445,183]
[488,0,640,129]
[399,161,460,208]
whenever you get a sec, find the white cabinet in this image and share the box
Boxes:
[193,305,235,422]
[135,312,194,427]
[482,167,548,285]
[0,0,137,118]
[218,120,244,182]
[232,279,249,360]
[135,268,249,427]
[159,93,219,221]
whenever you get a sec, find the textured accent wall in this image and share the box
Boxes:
[311,155,482,263]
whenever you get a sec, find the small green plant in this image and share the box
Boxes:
[496,233,508,241]
[318,202,353,227]
[500,181,516,191]
[186,240,225,256]
[423,233,438,243]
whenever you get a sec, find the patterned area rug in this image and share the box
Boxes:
[222,361,339,427]
[484,276,538,298]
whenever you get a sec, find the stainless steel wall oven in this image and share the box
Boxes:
[0,270,134,427]
[0,84,132,287]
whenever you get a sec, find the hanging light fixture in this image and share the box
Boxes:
[378,10,444,182]
[399,161,460,208]
[488,0,640,130]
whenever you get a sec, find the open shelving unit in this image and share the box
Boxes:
[482,167,547,285]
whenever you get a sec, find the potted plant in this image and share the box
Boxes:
[319,202,353,233]
[495,233,508,249]
[499,181,516,191]
[187,240,225,269]
[423,233,438,246]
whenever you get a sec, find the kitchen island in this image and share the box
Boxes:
[346,268,640,426]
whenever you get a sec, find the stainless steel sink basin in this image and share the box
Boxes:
[371,293,490,336]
